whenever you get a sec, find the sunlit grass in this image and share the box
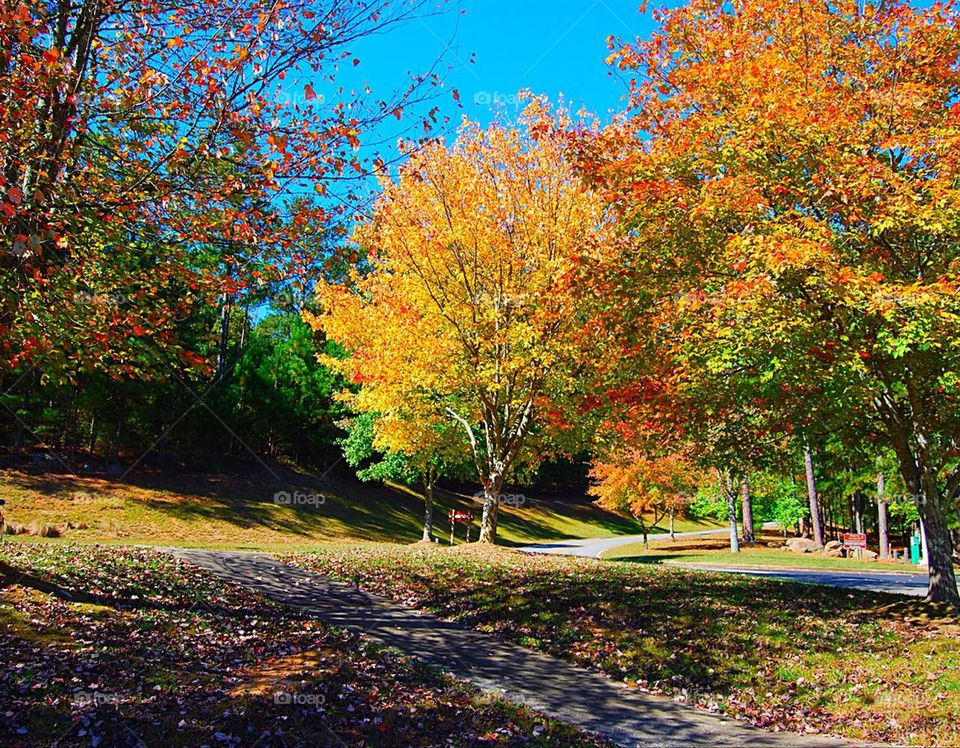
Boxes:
[0,467,653,549]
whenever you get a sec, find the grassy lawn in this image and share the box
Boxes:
[602,532,921,573]
[285,542,960,746]
[0,541,609,747]
[0,467,650,549]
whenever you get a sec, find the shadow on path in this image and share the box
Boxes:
[170,549,856,748]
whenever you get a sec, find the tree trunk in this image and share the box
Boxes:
[804,444,824,547]
[12,422,24,459]
[720,470,740,553]
[446,401,534,546]
[877,474,889,560]
[87,412,97,454]
[478,492,498,543]
[727,499,740,553]
[888,433,959,606]
[421,471,435,542]
[741,476,755,544]
[918,502,957,605]
[215,292,232,384]
[852,491,864,535]
[669,508,675,540]
[112,401,126,460]
[478,473,505,544]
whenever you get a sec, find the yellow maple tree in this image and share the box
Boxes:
[313,99,616,542]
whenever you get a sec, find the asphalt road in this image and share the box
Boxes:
[666,563,934,597]
[520,525,939,598]
[519,526,743,558]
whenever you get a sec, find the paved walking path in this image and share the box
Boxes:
[171,549,853,748]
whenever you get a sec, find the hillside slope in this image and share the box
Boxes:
[0,466,704,549]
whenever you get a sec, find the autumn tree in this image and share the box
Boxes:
[590,451,699,546]
[0,0,453,381]
[588,0,960,604]
[316,101,615,543]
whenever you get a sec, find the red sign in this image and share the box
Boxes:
[843,533,867,549]
[449,510,474,523]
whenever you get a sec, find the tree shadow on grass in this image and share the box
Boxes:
[0,467,585,547]
[0,557,259,620]
[0,549,599,748]
[377,557,907,700]
[612,553,688,564]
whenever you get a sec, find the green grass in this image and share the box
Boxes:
[284,542,960,746]
[0,466,649,549]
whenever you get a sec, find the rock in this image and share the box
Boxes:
[824,547,843,558]
[31,524,61,538]
[824,540,843,552]
[786,537,822,553]
[767,541,783,549]
[861,549,878,561]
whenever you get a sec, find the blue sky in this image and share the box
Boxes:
[283,1,659,227]
[349,1,656,132]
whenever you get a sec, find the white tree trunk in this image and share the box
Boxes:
[421,473,435,542]
[804,445,824,547]
[877,474,889,560]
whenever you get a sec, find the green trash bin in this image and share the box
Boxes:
[910,534,921,564]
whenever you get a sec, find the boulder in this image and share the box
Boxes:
[31,523,61,538]
[786,537,822,553]
[824,540,843,552]
[824,547,844,558]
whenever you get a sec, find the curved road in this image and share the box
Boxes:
[667,564,934,598]
[519,526,740,558]
[520,525,939,598]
